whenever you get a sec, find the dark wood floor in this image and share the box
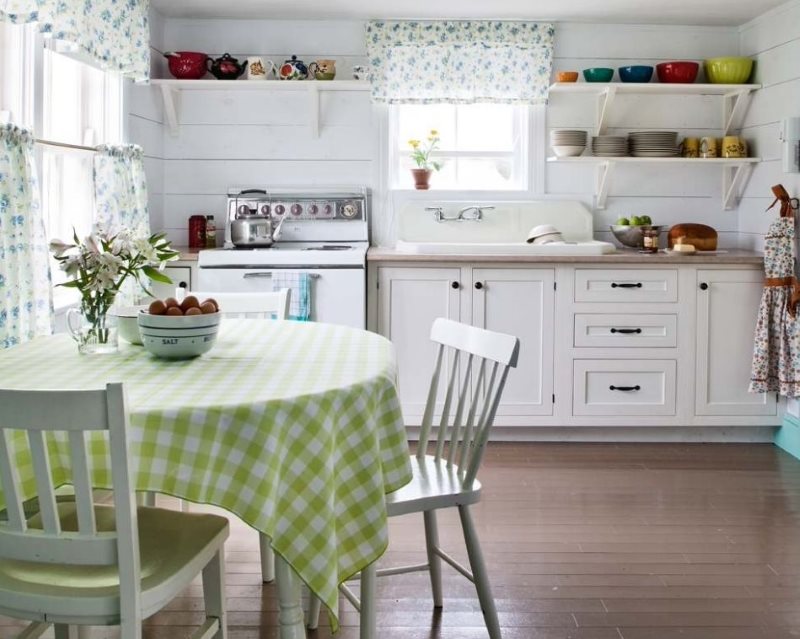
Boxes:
[7,442,800,638]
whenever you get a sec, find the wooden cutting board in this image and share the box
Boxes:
[667,223,718,250]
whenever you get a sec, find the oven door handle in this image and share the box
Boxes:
[242,271,321,279]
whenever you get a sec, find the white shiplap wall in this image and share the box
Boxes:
[738,0,800,250]
[129,18,765,248]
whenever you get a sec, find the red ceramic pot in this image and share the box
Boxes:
[411,169,432,190]
[656,61,699,84]
[164,51,209,80]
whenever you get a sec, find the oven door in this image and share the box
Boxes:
[197,266,366,329]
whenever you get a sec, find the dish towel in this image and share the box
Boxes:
[272,272,312,321]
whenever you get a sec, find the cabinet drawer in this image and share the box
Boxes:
[573,360,676,416]
[574,314,677,348]
[574,269,678,303]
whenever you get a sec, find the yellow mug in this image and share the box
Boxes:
[700,137,718,159]
[721,135,747,158]
[681,137,700,158]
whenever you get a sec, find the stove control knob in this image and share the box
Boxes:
[322,203,333,217]
[308,204,319,215]
[274,204,285,216]
[260,204,270,215]
[237,204,251,216]
[291,203,303,216]
[340,202,358,219]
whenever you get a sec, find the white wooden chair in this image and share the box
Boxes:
[184,289,290,584]
[189,289,291,320]
[308,317,520,639]
[0,383,230,639]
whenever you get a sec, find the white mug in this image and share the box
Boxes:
[247,57,276,80]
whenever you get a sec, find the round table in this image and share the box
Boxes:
[0,319,412,636]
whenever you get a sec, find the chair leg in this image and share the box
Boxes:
[202,550,228,639]
[423,510,444,608]
[459,505,502,639]
[306,591,322,629]
[259,533,275,582]
[360,561,377,639]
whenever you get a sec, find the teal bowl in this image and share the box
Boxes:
[583,67,614,83]
[704,57,753,84]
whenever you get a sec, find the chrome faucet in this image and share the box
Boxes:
[457,205,494,221]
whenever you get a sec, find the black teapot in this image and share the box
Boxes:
[207,53,247,80]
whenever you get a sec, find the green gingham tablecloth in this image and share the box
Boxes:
[0,319,412,627]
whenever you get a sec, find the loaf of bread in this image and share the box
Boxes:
[667,224,717,251]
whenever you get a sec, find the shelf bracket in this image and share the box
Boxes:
[308,84,320,139]
[595,160,615,210]
[722,89,754,136]
[722,162,754,210]
[596,86,617,135]
[159,84,181,137]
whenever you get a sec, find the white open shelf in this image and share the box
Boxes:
[547,156,761,210]
[149,79,370,137]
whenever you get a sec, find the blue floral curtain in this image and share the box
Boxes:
[0,0,150,81]
[0,124,54,348]
[366,21,555,104]
[93,143,150,304]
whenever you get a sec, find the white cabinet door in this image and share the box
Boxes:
[377,267,462,424]
[695,269,778,416]
[149,263,193,300]
[472,268,555,418]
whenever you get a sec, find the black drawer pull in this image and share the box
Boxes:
[610,328,642,334]
[611,282,642,289]
[609,385,641,392]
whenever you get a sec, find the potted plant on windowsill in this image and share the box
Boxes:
[408,130,442,190]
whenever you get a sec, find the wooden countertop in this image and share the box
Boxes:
[367,247,764,265]
[174,247,201,261]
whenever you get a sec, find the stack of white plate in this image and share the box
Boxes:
[550,130,587,157]
[592,136,628,157]
[629,131,679,157]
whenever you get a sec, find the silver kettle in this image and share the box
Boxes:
[230,204,287,248]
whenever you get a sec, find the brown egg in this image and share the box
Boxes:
[149,299,167,315]
[185,307,202,316]
[203,298,219,312]
[199,301,217,315]
[164,297,180,309]
[165,306,184,316]
[180,295,200,312]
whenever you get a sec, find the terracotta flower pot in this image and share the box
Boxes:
[411,168,432,190]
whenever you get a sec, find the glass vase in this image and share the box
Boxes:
[66,306,119,355]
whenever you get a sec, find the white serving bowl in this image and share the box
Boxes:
[138,311,221,359]
[110,305,149,345]
[551,145,585,157]
[531,232,564,245]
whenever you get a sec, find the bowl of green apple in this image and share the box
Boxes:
[610,215,664,249]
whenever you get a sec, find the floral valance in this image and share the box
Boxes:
[0,0,150,81]
[365,20,555,105]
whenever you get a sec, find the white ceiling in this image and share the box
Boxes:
[151,0,784,27]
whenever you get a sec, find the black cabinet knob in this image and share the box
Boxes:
[178,281,188,289]
[699,282,709,290]
[475,282,484,290]
[451,281,460,289]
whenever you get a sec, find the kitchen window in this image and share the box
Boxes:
[390,103,531,190]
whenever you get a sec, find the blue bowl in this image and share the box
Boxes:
[583,67,614,83]
[619,65,654,83]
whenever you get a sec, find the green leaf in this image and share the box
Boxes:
[142,265,172,284]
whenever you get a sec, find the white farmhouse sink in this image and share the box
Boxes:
[394,200,616,256]
[395,240,615,255]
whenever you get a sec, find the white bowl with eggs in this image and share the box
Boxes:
[138,296,222,359]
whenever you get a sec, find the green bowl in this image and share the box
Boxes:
[704,57,753,84]
[583,67,614,82]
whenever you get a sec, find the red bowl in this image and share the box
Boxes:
[656,61,699,83]
[165,51,209,80]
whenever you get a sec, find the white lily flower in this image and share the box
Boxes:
[49,239,73,257]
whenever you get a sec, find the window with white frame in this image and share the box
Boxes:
[391,103,529,190]
[0,22,29,125]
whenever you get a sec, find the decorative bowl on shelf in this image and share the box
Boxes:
[704,57,753,84]
[556,71,579,82]
[618,65,654,83]
[583,67,614,82]
[610,225,665,249]
[551,145,586,157]
[138,311,222,359]
[656,61,699,83]
[164,51,209,80]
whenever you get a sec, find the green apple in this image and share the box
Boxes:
[630,215,642,226]
[640,215,652,225]
[615,217,630,226]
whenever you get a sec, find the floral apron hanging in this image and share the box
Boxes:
[750,185,800,397]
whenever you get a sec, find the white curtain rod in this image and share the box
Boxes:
[35,138,96,152]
